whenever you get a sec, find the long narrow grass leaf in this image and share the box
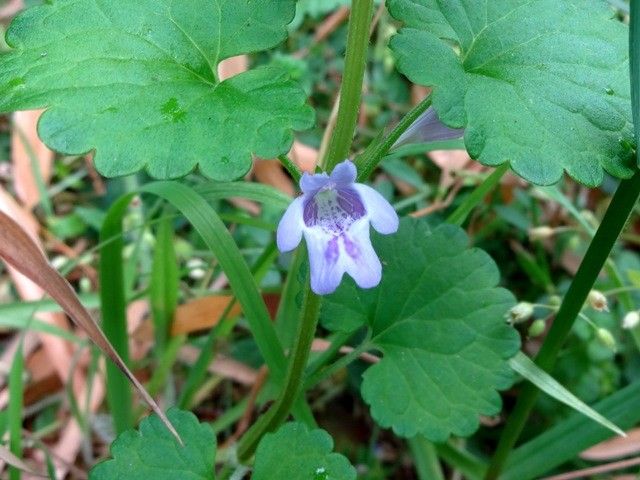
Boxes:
[509,352,625,437]
[0,210,180,442]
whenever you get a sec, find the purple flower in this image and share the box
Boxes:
[392,106,464,149]
[277,160,399,295]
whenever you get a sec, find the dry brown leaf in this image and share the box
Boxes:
[428,149,473,190]
[290,141,318,173]
[0,210,180,442]
[581,428,640,461]
[0,187,81,392]
[218,55,249,81]
[0,444,46,478]
[172,295,241,336]
[178,347,258,386]
[11,110,54,210]
[253,159,295,196]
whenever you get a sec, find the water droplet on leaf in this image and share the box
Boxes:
[160,98,187,123]
[314,467,328,480]
[605,87,614,95]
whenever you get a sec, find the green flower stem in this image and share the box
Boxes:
[485,171,640,480]
[237,284,322,463]
[277,154,302,183]
[324,0,374,170]
[356,95,432,181]
[447,163,510,226]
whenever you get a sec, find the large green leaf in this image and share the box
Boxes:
[322,220,521,441]
[0,0,314,180]
[253,423,356,480]
[90,409,216,480]
[388,0,634,186]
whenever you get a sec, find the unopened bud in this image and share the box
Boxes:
[588,290,609,312]
[596,328,616,351]
[187,258,206,280]
[528,319,546,337]
[528,226,554,241]
[548,295,562,307]
[623,311,640,330]
[507,302,534,324]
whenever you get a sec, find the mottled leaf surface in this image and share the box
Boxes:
[323,220,521,440]
[0,0,314,180]
[388,0,634,186]
[253,423,356,480]
[90,409,215,480]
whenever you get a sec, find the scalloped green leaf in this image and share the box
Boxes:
[0,0,314,180]
[388,0,635,186]
[253,423,356,480]
[322,219,521,441]
[89,408,215,480]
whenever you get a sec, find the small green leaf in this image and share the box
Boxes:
[322,220,521,441]
[509,351,625,437]
[90,408,216,480]
[0,1,314,180]
[253,423,356,480]
[388,0,634,186]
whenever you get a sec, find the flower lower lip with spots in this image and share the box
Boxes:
[277,160,399,295]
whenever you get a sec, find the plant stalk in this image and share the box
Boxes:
[356,95,432,181]
[237,284,322,462]
[324,0,374,170]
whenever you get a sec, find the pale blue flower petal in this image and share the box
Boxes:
[330,159,357,186]
[354,184,399,235]
[393,106,464,150]
[300,171,330,194]
[342,219,382,289]
[276,196,305,252]
[305,229,347,295]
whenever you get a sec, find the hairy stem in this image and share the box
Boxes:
[324,0,374,170]
[237,286,322,462]
[356,95,432,181]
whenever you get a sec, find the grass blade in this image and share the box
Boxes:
[150,214,179,354]
[8,341,24,480]
[502,381,640,480]
[0,210,181,442]
[509,352,625,437]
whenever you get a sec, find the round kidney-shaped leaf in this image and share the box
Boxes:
[0,0,314,181]
[90,408,215,480]
[323,220,521,441]
[388,0,634,186]
[253,423,356,480]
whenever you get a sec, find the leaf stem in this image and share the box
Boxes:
[485,171,640,479]
[356,95,432,181]
[447,163,510,226]
[324,0,374,170]
[277,154,302,183]
[237,283,322,462]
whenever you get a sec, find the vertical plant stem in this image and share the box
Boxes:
[356,95,432,181]
[9,341,24,480]
[99,196,133,434]
[447,163,510,226]
[237,284,322,462]
[485,171,640,479]
[324,0,374,170]
[409,436,445,480]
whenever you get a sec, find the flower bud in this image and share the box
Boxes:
[623,311,640,330]
[507,302,534,324]
[596,328,616,351]
[528,226,554,241]
[587,290,609,312]
[528,319,546,337]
